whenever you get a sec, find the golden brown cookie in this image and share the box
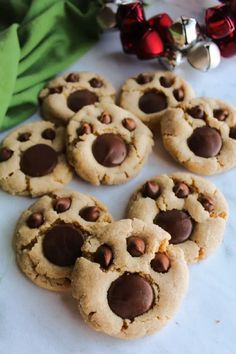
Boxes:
[14,189,113,291]
[39,71,116,125]
[0,121,72,196]
[127,173,228,264]
[72,219,188,339]
[66,102,154,185]
[160,97,236,175]
[120,71,195,129]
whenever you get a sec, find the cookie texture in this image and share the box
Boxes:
[14,189,113,291]
[127,173,228,264]
[0,121,72,196]
[161,97,236,175]
[120,71,195,128]
[66,102,154,185]
[72,219,188,339]
[39,72,116,125]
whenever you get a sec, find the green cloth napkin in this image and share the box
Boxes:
[0,0,104,131]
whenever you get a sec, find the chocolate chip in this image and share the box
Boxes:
[42,128,56,140]
[213,108,229,121]
[42,224,85,266]
[92,133,128,167]
[20,144,58,177]
[127,236,146,257]
[89,78,103,88]
[27,212,44,228]
[66,73,79,82]
[154,209,193,244]
[67,89,98,112]
[142,181,160,199]
[77,123,93,136]
[173,88,185,101]
[49,86,63,94]
[107,273,154,320]
[79,206,100,222]
[99,112,112,124]
[18,132,31,142]
[94,244,113,268]
[122,118,136,131]
[187,105,205,119]
[139,90,168,114]
[229,127,236,139]
[198,195,214,212]
[173,182,190,198]
[151,252,170,273]
[160,76,175,88]
[54,198,71,213]
[188,126,222,158]
[0,147,13,162]
[136,73,153,85]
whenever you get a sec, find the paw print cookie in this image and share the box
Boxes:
[66,102,154,185]
[0,121,72,196]
[120,71,195,128]
[71,219,188,339]
[39,72,116,125]
[14,189,113,291]
[160,97,236,175]
[127,173,228,264]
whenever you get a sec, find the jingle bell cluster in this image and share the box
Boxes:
[100,0,236,72]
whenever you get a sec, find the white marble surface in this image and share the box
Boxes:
[0,1,235,353]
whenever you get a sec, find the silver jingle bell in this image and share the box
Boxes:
[97,5,117,30]
[159,48,184,71]
[99,0,142,29]
[187,41,221,72]
[169,16,199,51]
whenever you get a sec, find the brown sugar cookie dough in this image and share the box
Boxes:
[160,97,236,175]
[71,219,188,339]
[0,121,72,196]
[127,173,229,264]
[120,71,195,128]
[66,102,154,185]
[39,72,116,125]
[14,189,113,291]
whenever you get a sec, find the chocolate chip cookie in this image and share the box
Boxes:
[0,121,72,196]
[39,72,116,125]
[14,189,113,291]
[120,71,195,128]
[127,173,228,264]
[66,102,154,185]
[71,219,188,339]
[160,97,236,175]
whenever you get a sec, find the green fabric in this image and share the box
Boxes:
[0,0,104,131]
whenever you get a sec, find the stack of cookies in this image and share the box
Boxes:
[0,70,233,339]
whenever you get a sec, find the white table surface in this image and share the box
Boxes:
[0,1,235,353]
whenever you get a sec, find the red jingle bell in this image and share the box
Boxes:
[120,27,143,54]
[217,32,236,57]
[205,5,235,40]
[148,13,173,42]
[136,28,164,59]
[116,2,145,31]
